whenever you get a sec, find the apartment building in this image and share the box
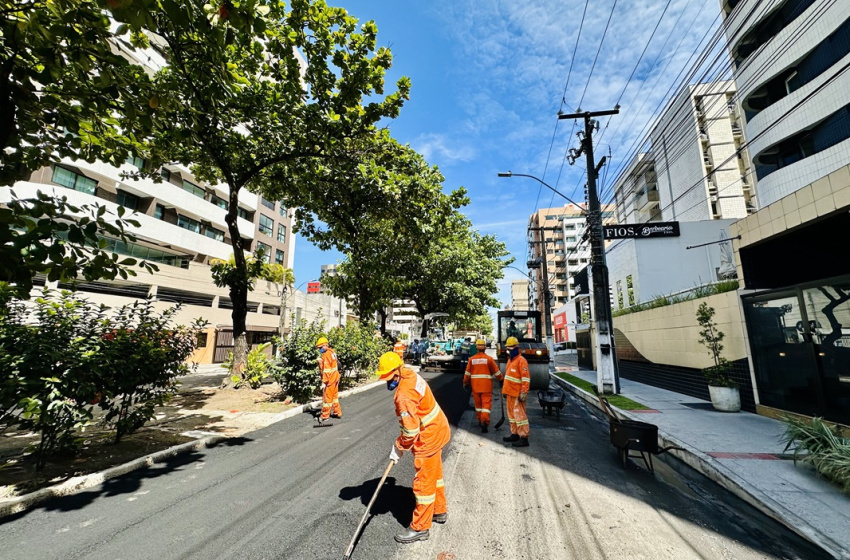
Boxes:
[613,80,756,225]
[510,279,531,311]
[721,0,850,424]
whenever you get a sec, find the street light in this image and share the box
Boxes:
[497,172,587,213]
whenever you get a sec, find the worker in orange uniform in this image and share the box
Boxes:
[497,337,530,447]
[377,352,451,544]
[393,338,406,362]
[463,339,499,433]
[316,336,341,422]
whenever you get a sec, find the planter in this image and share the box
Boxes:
[708,385,741,412]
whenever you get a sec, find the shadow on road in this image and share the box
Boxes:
[0,437,252,526]
[338,476,415,529]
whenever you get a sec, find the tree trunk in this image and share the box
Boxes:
[379,308,387,335]
[222,184,251,387]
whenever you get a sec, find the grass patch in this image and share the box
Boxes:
[782,416,850,494]
[555,372,650,410]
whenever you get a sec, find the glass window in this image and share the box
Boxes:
[182,180,205,198]
[626,275,635,306]
[154,204,165,220]
[566,237,577,243]
[205,226,224,242]
[160,168,171,182]
[261,196,275,210]
[256,242,271,263]
[279,204,287,217]
[275,249,285,265]
[210,194,227,209]
[259,214,274,236]
[116,191,139,211]
[52,166,96,195]
[125,155,144,171]
[277,224,286,243]
[237,206,251,220]
[177,214,201,233]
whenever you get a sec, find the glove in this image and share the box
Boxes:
[389,445,403,464]
[519,392,528,402]
[321,383,327,392]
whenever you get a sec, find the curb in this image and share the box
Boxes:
[550,373,847,560]
[0,378,385,520]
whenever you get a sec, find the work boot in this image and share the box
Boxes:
[511,437,529,448]
[394,527,429,544]
[502,433,519,443]
[481,425,488,434]
[432,512,448,524]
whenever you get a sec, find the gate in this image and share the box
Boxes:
[214,329,234,363]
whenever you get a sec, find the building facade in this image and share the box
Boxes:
[510,279,531,311]
[722,0,850,425]
[612,81,756,225]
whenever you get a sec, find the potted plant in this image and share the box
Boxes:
[696,302,741,412]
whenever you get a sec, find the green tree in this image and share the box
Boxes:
[696,302,737,388]
[0,190,157,297]
[115,0,409,373]
[0,0,152,185]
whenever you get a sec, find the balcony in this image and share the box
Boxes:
[636,187,660,213]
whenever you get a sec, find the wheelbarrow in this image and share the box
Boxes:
[537,387,567,419]
[593,388,681,473]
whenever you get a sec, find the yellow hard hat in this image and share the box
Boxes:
[505,336,519,347]
[476,339,486,347]
[376,351,404,380]
[315,336,329,348]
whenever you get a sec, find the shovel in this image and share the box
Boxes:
[342,460,395,560]
[494,380,506,430]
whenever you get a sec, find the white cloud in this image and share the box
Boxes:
[413,132,477,163]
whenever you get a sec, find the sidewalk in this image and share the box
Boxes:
[552,366,850,560]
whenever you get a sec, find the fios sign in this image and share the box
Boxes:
[603,221,680,239]
[307,282,322,293]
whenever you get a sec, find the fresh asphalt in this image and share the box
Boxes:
[0,364,829,560]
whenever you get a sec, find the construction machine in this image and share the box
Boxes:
[496,310,550,390]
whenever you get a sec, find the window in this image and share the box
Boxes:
[205,226,224,242]
[259,214,274,236]
[256,241,271,262]
[125,155,144,171]
[237,207,252,220]
[260,196,275,210]
[279,205,287,217]
[116,191,139,211]
[154,204,165,220]
[617,280,624,309]
[275,249,285,265]
[277,224,286,243]
[160,168,171,182]
[627,275,635,306]
[182,180,205,198]
[566,237,577,243]
[177,214,201,233]
[210,194,227,209]
[580,258,588,264]
[52,166,96,195]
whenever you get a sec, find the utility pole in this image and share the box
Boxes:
[560,108,621,394]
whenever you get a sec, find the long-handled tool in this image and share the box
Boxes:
[308,401,334,428]
[342,460,395,560]
[494,380,506,430]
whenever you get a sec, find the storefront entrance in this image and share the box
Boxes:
[743,276,850,424]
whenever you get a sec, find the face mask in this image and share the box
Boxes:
[509,348,520,359]
[319,347,327,354]
[386,377,399,391]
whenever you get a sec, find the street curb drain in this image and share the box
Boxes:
[0,378,385,519]
[550,373,847,560]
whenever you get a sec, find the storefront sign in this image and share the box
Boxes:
[603,221,680,239]
[307,281,321,294]
[553,313,566,328]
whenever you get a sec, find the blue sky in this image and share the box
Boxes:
[292,0,721,308]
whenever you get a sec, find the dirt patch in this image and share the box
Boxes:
[0,371,376,500]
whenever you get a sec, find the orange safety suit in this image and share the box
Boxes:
[497,354,530,438]
[318,349,341,420]
[463,350,499,427]
[393,367,451,531]
[393,341,406,361]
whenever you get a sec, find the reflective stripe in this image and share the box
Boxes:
[516,420,529,426]
[421,404,442,426]
[436,479,445,488]
[415,493,436,505]
[322,403,332,408]
[508,418,517,424]
[332,399,339,403]
[400,425,420,437]
[474,408,491,414]
[470,374,492,379]
[504,375,521,384]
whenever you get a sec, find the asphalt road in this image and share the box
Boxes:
[0,366,829,560]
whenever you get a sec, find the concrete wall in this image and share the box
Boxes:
[613,290,747,370]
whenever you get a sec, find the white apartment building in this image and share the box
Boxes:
[510,279,531,311]
[720,0,850,425]
[3,33,297,364]
[613,81,756,225]
[386,299,421,341]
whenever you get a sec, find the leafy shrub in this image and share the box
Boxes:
[273,317,326,403]
[95,300,205,443]
[0,289,203,467]
[224,342,273,389]
[328,322,390,387]
[696,302,738,388]
[783,416,850,493]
